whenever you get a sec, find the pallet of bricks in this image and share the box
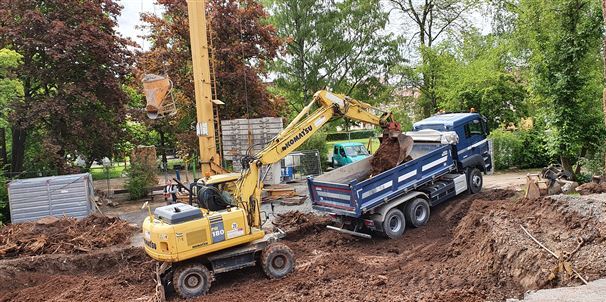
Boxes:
[221,117,283,183]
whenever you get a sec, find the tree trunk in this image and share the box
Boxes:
[10,126,27,175]
[159,130,167,170]
[575,147,588,176]
[561,156,575,180]
[0,128,7,172]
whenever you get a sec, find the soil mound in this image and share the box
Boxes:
[0,247,154,302]
[0,214,136,259]
[272,211,330,237]
[197,189,606,302]
[576,182,606,195]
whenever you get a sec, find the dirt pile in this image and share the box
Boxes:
[0,247,155,302]
[2,188,604,302]
[272,211,330,237]
[370,137,407,175]
[575,182,606,195]
[198,189,606,302]
[0,214,136,259]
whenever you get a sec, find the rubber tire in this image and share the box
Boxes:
[381,208,406,239]
[405,198,430,228]
[467,168,483,194]
[172,263,212,299]
[261,242,295,279]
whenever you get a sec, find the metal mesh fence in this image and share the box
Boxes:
[281,150,322,182]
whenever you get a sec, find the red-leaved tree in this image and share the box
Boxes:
[0,0,133,174]
[136,0,283,155]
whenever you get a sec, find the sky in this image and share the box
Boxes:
[116,0,162,50]
[115,0,493,55]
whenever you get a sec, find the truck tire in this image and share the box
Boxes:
[261,242,295,279]
[172,262,212,298]
[382,208,406,239]
[405,198,430,228]
[467,168,483,194]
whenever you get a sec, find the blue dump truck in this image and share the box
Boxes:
[309,113,493,238]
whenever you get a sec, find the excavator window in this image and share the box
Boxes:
[196,184,233,211]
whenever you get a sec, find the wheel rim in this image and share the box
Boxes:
[388,215,401,232]
[472,174,482,188]
[272,255,287,269]
[184,273,202,289]
[415,204,427,221]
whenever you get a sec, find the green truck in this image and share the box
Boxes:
[331,142,371,167]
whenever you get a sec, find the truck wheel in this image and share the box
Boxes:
[405,198,430,228]
[382,208,406,239]
[467,168,483,194]
[172,263,212,298]
[261,242,295,279]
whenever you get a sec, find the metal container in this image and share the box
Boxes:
[8,173,95,223]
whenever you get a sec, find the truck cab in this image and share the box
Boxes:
[412,113,492,174]
[331,142,370,167]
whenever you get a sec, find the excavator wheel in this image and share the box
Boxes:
[172,262,212,298]
[261,242,295,279]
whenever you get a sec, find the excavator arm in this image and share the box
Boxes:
[235,90,401,228]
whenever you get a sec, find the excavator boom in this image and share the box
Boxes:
[235,90,410,228]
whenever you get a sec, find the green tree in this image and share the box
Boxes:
[517,0,605,175]
[267,0,402,112]
[0,49,23,170]
[388,0,477,117]
[435,32,528,129]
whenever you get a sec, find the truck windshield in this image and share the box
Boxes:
[344,145,369,157]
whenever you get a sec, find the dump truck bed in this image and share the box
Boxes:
[309,143,456,217]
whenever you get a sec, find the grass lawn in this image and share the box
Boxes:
[90,165,127,180]
[326,138,381,155]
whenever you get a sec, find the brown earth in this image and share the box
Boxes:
[576,182,606,195]
[1,189,605,302]
[195,189,606,302]
[0,214,136,258]
[0,247,155,302]
[370,137,403,175]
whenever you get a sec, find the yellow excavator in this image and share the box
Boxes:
[142,89,406,298]
[140,0,407,299]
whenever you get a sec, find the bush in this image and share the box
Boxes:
[297,130,328,169]
[489,129,522,170]
[0,176,9,224]
[577,143,605,177]
[125,162,158,200]
[326,130,375,141]
[489,129,554,170]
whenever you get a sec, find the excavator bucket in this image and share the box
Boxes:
[525,174,546,200]
[142,74,176,119]
[396,133,414,165]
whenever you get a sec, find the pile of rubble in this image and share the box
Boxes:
[0,214,136,258]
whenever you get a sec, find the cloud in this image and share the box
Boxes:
[116,0,163,50]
